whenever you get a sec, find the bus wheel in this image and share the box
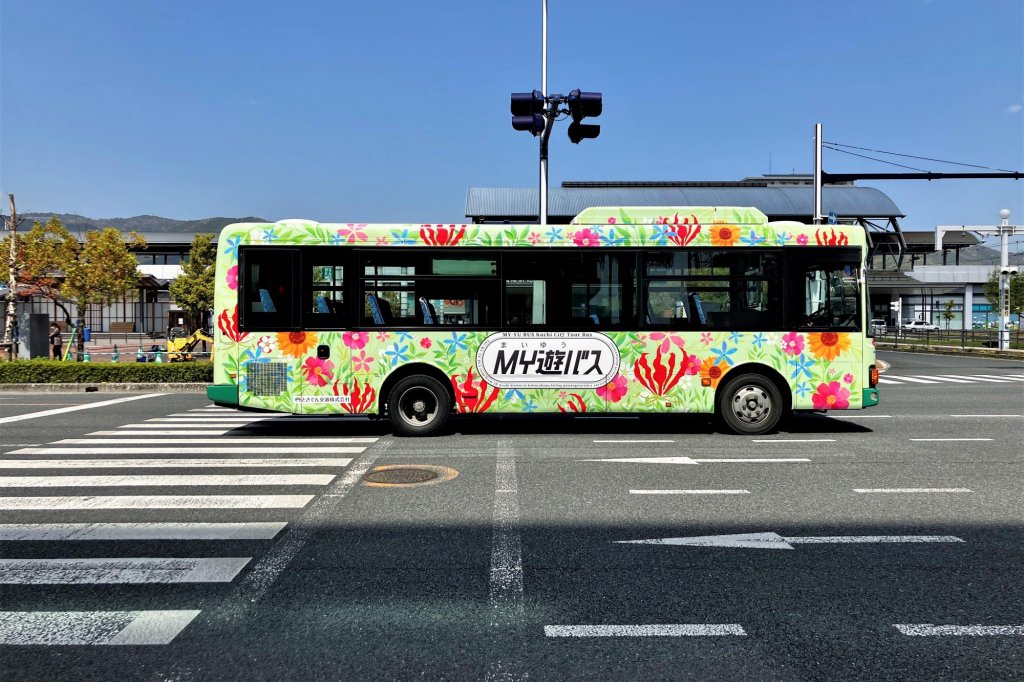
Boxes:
[717,373,783,435]
[388,375,450,437]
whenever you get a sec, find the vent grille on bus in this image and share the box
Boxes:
[248,362,288,396]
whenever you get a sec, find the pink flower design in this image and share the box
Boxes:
[608,217,617,225]
[527,232,541,245]
[376,236,388,245]
[343,331,368,350]
[684,354,702,375]
[226,265,238,290]
[352,350,373,373]
[700,332,714,346]
[843,373,854,384]
[811,381,851,410]
[596,374,629,403]
[796,234,809,246]
[572,228,600,247]
[338,224,367,243]
[420,337,432,349]
[257,335,273,354]
[302,357,335,387]
[375,332,390,342]
[781,332,805,356]
[649,332,685,354]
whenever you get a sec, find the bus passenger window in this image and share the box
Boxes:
[239,247,298,331]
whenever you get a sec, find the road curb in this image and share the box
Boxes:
[0,383,208,393]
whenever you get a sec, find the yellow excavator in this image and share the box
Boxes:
[167,326,215,362]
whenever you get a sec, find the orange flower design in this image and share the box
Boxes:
[277,331,318,358]
[699,356,728,388]
[808,332,850,361]
[710,224,739,246]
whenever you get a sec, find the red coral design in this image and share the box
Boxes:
[333,377,377,414]
[557,393,587,413]
[658,213,702,246]
[420,224,466,246]
[450,367,499,413]
[217,305,247,343]
[815,228,849,246]
[633,346,691,396]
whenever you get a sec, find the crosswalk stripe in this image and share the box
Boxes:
[0,557,251,584]
[885,376,941,384]
[938,374,1010,383]
[165,414,271,419]
[912,375,973,383]
[976,374,1024,382]
[0,522,287,541]
[877,378,903,384]
[114,424,240,430]
[0,458,354,469]
[0,610,201,645]
[147,418,271,423]
[10,446,366,455]
[0,474,336,487]
[87,430,233,436]
[0,495,314,510]
[54,438,373,445]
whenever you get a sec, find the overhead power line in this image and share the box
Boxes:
[822,145,928,172]
[824,141,1017,173]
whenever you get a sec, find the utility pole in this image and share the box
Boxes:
[813,123,824,224]
[3,194,20,360]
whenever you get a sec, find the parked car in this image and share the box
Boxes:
[901,320,939,332]
[871,318,887,335]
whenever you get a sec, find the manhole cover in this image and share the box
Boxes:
[363,468,439,485]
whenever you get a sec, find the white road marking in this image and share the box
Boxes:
[885,376,940,384]
[87,430,232,436]
[0,474,335,487]
[0,458,354,469]
[11,446,365,455]
[751,439,835,443]
[877,378,902,385]
[0,495,313,510]
[829,414,893,419]
[146,418,271,423]
[616,532,965,549]
[0,610,201,645]
[894,624,1024,636]
[113,424,241,430]
[938,374,1009,383]
[0,557,251,584]
[593,439,675,443]
[53,438,371,445]
[544,624,746,637]
[949,414,1023,418]
[630,489,750,495]
[909,438,993,442]
[854,488,972,494]
[0,522,287,541]
[913,375,972,383]
[582,457,810,464]
[0,394,166,424]
[489,446,523,628]
[977,374,1024,382]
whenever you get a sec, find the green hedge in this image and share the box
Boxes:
[0,360,213,384]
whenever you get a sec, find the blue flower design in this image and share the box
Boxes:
[795,381,811,398]
[397,331,413,342]
[545,226,563,243]
[443,332,468,354]
[740,229,765,246]
[752,332,767,350]
[263,228,279,244]
[651,224,671,246]
[728,332,742,345]
[522,399,538,413]
[504,389,525,402]
[391,229,415,245]
[330,233,344,245]
[775,232,792,246]
[224,236,241,260]
[789,354,814,380]
[384,342,409,367]
[600,229,625,247]
[711,341,738,366]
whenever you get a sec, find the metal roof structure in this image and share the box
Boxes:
[465,185,904,224]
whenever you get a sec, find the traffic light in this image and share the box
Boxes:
[566,89,602,144]
[511,90,545,135]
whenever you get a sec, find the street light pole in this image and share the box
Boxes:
[539,0,548,226]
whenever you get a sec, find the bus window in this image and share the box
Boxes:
[799,263,860,329]
[239,247,298,331]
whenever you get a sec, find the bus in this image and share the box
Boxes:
[207,206,879,435]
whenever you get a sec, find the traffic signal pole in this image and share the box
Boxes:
[540,0,548,225]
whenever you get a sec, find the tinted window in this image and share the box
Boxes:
[239,247,298,331]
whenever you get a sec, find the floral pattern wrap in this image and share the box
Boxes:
[212,207,874,416]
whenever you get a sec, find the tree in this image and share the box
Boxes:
[983,268,1024,326]
[941,299,955,330]
[11,216,145,356]
[168,233,216,331]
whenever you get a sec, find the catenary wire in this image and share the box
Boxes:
[824,141,1017,172]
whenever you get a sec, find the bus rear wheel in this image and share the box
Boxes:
[717,372,784,435]
[387,375,450,437]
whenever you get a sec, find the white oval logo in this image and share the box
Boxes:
[475,332,620,389]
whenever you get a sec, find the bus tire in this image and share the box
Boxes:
[387,375,450,437]
[717,372,784,435]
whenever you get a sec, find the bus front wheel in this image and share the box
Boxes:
[717,373,784,435]
[387,375,450,437]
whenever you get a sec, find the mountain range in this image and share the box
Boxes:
[10,213,267,233]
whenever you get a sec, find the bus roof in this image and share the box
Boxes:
[220,206,866,249]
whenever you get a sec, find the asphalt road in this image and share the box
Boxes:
[1,350,1022,681]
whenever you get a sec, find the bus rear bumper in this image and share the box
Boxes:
[862,388,879,407]
[207,383,239,406]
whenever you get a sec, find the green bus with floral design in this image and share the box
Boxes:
[207,206,879,435]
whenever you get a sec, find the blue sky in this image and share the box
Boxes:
[1,0,1021,233]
